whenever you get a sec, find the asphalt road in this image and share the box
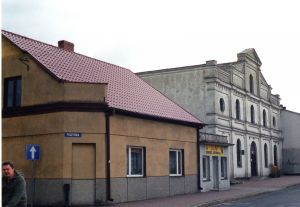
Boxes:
[214,185,300,207]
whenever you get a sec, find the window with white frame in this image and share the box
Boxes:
[221,157,227,179]
[127,147,144,176]
[202,156,210,180]
[169,149,183,176]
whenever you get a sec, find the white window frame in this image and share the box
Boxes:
[202,156,210,181]
[127,146,144,177]
[169,149,183,176]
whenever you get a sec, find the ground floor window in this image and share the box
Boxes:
[169,149,183,176]
[202,156,210,180]
[221,157,227,179]
[127,146,144,176]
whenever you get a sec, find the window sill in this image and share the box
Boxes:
[202,179,211,182]
[127,175,144,178]
[169,174,183,177]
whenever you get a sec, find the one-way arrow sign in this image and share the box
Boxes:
[26,144,40,160]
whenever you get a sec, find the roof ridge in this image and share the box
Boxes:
[1,29,132,72]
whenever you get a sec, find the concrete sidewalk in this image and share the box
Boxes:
[102,176,300,207]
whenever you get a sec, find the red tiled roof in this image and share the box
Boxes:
[2,30,203,125]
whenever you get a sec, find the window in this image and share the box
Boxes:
[273,116,276,127]
[169,149,183,176]
[249,74,254,93]
[127,147,144,176]
[221,157,227,179]
[4,76,22,108]
[274,145,278,166]
[236,139,242,167]
[219,98,225,112]
[202,156,210,180]
[264,144,268,167]
[263,109,267,127]
[235,99,240,120]
[250,105,255,124]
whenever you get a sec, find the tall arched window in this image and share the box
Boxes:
[263,109,267,127]
[274,145,278,166]
[219,98,225,112]
[237,139,242,167]
[249,74,254,93]
[236,99,240,120]
[264,143,268,167]
[251,105,255,124]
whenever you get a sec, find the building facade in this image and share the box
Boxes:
[138,49,283,179]
[281,109,300,174]
[2,30,205,206]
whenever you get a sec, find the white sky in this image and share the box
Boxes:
[2,0,300,112]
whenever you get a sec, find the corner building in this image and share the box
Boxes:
[2,30,204,206]
[138,49,283,179]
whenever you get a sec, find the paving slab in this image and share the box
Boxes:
[101,176,300,207]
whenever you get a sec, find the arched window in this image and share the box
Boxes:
[219,98,225,112]
[237,139,242,167]
[274,145,278,166]
[273,116,276,127]
[263,109,267,127]
[236,99,240,120]
[249,74,254,93]
[251,105,255,124]
[264,144,268,167]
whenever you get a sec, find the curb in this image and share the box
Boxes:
[191,184,300,207]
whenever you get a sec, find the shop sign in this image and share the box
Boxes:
[205,145,224,156]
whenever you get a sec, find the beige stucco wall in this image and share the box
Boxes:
[2,36,106,106]
[109,115,198,177]
[2,112,106,179]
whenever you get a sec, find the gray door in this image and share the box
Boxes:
[71,144,96,205]
[213,157,219,189]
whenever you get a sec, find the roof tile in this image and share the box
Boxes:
[2,30,203,125]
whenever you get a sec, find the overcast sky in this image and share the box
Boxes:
[2,0,300,112]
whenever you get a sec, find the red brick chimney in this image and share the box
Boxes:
[58,40,74,52]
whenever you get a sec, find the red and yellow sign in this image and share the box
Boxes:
[205,145,224,156]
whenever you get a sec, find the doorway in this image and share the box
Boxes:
[250,141,258,176]
[213,156,219,189]
[71,143,96,205]
[274,145,278,166]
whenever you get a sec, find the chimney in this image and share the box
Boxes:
[206,60,217,66]
[58,40,74,52]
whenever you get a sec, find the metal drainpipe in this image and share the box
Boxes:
[197,127,203,190]
[105,111,114,201]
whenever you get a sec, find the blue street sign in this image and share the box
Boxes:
[64,132,82,138]
[26,144,40,160]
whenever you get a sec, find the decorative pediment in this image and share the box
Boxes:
[237,48,262,66]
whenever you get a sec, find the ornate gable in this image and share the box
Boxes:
[237,48,262,66]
